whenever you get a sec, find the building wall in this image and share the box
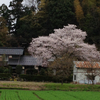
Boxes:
[73,65,87,83]
[73,65,100,84]
[0,55,8,66]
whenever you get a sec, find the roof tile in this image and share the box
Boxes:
[0,47,24,55]
[74,61,100,68]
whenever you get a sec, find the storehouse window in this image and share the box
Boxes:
[74,75,76,80]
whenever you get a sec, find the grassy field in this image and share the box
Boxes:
[44,83,100,91]
[0,81,100,100]
[0,90,100,100]
[1,81,100,91]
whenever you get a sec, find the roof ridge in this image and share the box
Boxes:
[0,47,24,49]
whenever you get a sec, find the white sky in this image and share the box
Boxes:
[0,0,13,7]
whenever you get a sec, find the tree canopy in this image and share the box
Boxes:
[0,0,100,50]
[28,24,100,65]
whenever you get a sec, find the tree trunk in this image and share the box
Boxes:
[92,80,94,85]
[61,80,63,85]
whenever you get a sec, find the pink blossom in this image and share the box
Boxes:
[28,24,100,64]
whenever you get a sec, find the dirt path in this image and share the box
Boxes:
[0,81,47,90]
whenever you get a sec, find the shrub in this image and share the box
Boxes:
[19,74,71,82]
[16,65,22,75]
[26,69,38,75]
[20,74,53,81]
[0,73,11,80]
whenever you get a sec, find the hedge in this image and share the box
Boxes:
[19,74,70,82]
[20,74,52,81]
[0,73,11,80]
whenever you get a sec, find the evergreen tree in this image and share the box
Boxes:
[0,0,31,47]
[0,17,8,46]
[44,0,76,34]
[78,0,100,49]
[19,0,76,45]
[74,0,84,23]
[8,0,31,35]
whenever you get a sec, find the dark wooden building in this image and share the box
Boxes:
[0,47,42,74]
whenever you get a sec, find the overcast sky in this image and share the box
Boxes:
[0,0,12,7]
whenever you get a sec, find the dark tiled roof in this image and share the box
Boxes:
[8,59,19,65]
[8,56,42,66]
[0,47,24,55]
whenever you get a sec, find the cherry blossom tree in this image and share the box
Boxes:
[28,24,100,65]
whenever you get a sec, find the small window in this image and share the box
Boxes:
[9,55,12,58]
[74,75,76,80]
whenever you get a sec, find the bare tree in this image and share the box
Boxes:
[84,62,100,85]
[48,53,75,85]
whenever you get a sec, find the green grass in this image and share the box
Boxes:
[0,90,40,100]
[44,83,100,91]
[0,90,100,100]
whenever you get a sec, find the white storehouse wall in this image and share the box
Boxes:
[73,62,100,84]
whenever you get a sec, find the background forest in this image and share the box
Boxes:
[0,0,100,50]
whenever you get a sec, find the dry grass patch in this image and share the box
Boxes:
[0,81,47,90]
